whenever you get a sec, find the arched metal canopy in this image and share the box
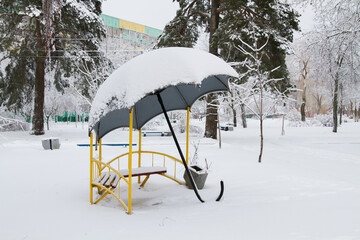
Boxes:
[89,47,238,139]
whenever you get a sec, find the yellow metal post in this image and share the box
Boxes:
[90,133,93,204]
[138,129,142,184]
[128,108,133,214]
[186,107,190,165]
[140,175,150,187]
[99,138,102,162]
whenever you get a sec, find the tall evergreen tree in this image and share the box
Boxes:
[0,0,106,135]
[216,0,299,93]
[157,0,299,139]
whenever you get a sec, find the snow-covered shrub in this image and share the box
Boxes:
[189,125,203,134]
[176,117,186,133]
[342,115,352,123]
[169,111,204,134]
[189,140,211,173]
[0,116,30,132]
[312,114,333,127]
[287,114,333,127]
[286,108,301,122]
[142,117,164,130]
[173,123,203,135]
[141,111,204,135]
[287,119,311,127]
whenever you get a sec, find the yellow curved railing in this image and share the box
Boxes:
[104,151,183,167]
[91,150,184,212]
[91,158,129,211]
[93,158,129,184]
[101,150,184,185]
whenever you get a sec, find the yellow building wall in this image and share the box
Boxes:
[119,19,145,33]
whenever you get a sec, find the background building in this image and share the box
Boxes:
[100,14,163,66]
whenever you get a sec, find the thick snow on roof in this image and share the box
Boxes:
[89,47,238,128]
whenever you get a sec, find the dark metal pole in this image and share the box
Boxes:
[156,93,205,203]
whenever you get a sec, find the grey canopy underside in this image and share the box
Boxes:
[92,75,231,139]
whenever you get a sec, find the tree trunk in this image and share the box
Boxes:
[232,107,237,127]
[217,114,221,149]
[300,102,306,121]
[209,0,220,56]
[229,93,237,127]
[300,60,309,122]
[339,106,342,125]
[82,112,85,129]
[205,93,218,139]
[75,111,77,128]
[332,73,339,133]
[258,72,264,163]
[33,19,46,135]
[46,115,50,131]
[355,104,358,122]
[315,95,322,114]
[259,81,264,163]
[204,0,220,139]
[259,116,264,163]
[339,83,343,125]
[240,103,247,128]
[300,86,306,121]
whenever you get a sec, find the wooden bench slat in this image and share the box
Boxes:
[119,167,167,178]
[93,172,108,185]
[92,167,167,188]
[104,172,116,188]
[101,172,110,186]
[110,174,120,188]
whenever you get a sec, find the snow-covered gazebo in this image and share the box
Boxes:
[88,47,238,214]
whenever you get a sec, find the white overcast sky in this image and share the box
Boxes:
[101,0,179,30]
[298,5,315,32]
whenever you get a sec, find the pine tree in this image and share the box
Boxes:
[157,0,299,139]
[0,0,107,135]
[157,0,223,139]
[216,0,299,93]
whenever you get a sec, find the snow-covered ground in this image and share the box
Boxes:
[1,119,359,240]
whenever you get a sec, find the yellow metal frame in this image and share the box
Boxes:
[138,130,141,184]
[100,150,183,183]
[90,133,94,204]
[89,109,135,214]
[91,158,129,210]
[90,106,192,214]
[128,108,133,214]
[186,107,190,165]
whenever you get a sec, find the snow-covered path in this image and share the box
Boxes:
[1,119,359,240]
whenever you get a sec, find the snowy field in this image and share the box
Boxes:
[1,119,359,240]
